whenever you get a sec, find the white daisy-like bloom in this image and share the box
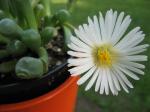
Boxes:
[67,9,148,95]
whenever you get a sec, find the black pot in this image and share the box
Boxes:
[0,62,70,104]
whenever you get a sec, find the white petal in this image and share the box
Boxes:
[129,36,145,48]
[113,15,131,45]
[106,69,116,95]
[118,32,144,50]
[68,43,91,53]
[99,72,105,94]
[74,27,93,47]
[119,63,144,75]
[95,69,103,92]
[67,51,91,58]
[109,10,118,40]
[100,69,109,95]
[88,16,100,44]
[115,27,140,49]
[68,58,93,67]
[122,33,145,49]
[119,61,145,69]
[85,68,99,91]
[126,49,147,55]
[116,64,140,80]
[93,15,102,42]
[77,66,96,85]
[104,73,109,95]
[122,44,149,54]
[105,9,113,41]
[124,55,147,62]
[82,24,96,46]
[111,12,124,44]
[69,63,94,75]
[70,35,91,50]
[99,12,107,42]
[111,69,121,91]
[114,72,129,93]
[114,67,133,88]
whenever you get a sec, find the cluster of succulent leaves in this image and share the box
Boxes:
[0,0,72,79]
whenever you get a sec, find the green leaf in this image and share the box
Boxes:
[55,9,71,24]
[0,0,11,17]
[6,40,27,56]
[38,47,48,73]
[9,0,26,28]
[0,60,16,73]
[41,26,57,45]
[0,10,7,20]
[34,4,44,24]
[0,34,9,44]
[44,15,57,26]
[15,57,44,79]
[14,0,37,29]
[0,18,23,37]
[63,25,72,50]
[40,0,51,17]
[21,29,41,51]
[30,0,40,8]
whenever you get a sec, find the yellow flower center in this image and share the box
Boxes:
[92,44,119,68]
[98,48,112,66]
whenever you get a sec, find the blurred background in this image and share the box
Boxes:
[51,0,150,112]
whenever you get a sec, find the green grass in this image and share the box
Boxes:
[52,0,150,112]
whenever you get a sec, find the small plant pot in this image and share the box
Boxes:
[0,76,78,112]
[0,64,78,112]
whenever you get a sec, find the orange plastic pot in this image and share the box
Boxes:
[0,76,79,112]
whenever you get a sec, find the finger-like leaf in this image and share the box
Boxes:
[6,40,27,56]
[16,57,44,79]
[38,47,48,73]
[41,26,57,45]
[63,25,72,50]
[21,29,41,51]
[55,9,71,24]
[0,18,22,37]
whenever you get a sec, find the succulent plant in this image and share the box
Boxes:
[0,0,72,80]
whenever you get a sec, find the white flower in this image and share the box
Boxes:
[67,9,148,95]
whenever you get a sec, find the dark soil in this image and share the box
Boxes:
[46,29,68,68]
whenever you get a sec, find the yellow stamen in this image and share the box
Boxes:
[92,44,119,67]
[98,48,112,66]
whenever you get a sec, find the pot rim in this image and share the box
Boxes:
[0,76,78,111]
[0,62,69,95]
